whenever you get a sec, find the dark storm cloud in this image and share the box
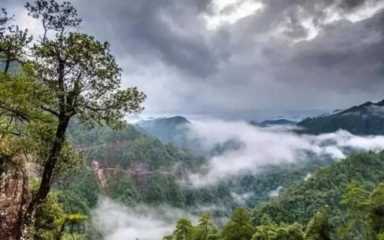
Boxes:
[275,12,384,90]
[3,0,384,119]
[339,0,366,10]
[74,0,220,78]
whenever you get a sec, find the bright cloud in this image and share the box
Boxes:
[92,198,197,240]
[203,0,264,30]
[184,120,384,186]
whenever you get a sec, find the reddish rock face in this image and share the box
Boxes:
[0,157,30,240]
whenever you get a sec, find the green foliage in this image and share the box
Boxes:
[253,152,384,226]
[222,208,254,240]
[28,11,145,125]
[69,121,204,170]
[174,218,194,240]
[252,223,304,240]
[194,214,219,240]
[378,233,384,240]
[0,1,145,236]
[337,182,384,240]
[33,192,87,240]
[106,174,139,205]
[0,9,32,74]
[250,152,384,240]
[67,122,211,208]
[63,120,339,216]
[58,168,100,213]
[33,193,66,240]
[165,152,384,240]
[304,208,331,240]
[297,100,384,135]
[369,183,384,234]
[165,215,219,240]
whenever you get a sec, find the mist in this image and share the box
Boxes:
[90,120,384,239]
[184,120,384,186]
[91,198,198,240]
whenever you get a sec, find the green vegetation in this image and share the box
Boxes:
[252,152,384,226]
[69,121,205,171]
[136,116,191,149]
[0,0,144,238]
[65,120,335,214]
[165,152,384,240]
[298,100,384,135]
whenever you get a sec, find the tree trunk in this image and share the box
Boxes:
[3,59,10,74]
[18,116,70,239]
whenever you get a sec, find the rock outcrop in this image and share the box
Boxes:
[0,155,30,240]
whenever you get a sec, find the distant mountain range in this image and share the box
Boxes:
[298,99,384,135]
[136,99,384,148]
[61,99,384,233]
[252,119,297,127]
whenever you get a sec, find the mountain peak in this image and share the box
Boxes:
[298,99,384,135]
[159,116,190,124]
[376,99,384,106]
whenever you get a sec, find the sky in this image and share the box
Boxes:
[3,0,384,120]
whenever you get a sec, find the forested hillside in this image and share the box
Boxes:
[298,100,384,135]
[136,116,191,148]
[164,151,384,240]
[65,121,334,211]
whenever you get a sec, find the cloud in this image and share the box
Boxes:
[230,191,253,205]
[4,0,384,119]
[268,186,283,198]
[203,0,265,30]
[91,197,198,240]
[304,173,313,181]
[184,120,384,186]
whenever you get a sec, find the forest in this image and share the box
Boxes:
[164,152,384,240]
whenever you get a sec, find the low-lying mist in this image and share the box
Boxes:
[184,119,384,186]
[91,120,384,239]
[92,198,198,240]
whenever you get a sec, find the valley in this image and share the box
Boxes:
[52,99,384,239]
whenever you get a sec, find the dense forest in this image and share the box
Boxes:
[58,121,334,219]
[164,152,384,240]
[298,100,384,135]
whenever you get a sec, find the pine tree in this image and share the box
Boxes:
[194,213,218,240]
[222,208,254,240]
[174,218,194,240]
[304,207,331,240]
[0,1,145,238]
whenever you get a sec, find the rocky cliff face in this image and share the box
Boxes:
[0,155,30,240]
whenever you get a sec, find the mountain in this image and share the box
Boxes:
[165,151,384,240]
[65,121,209,207]
[64,121,337,216]
[298,99,384,135]
[136,116,191,148]
[69,120,200,171]
[258,119,296,127]
[251,151,384,238]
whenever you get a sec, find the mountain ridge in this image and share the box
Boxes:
[298,99,384,135]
